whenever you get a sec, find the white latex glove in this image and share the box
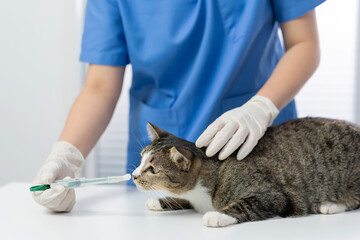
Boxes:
[31,141,85,212]
[196,95,279,160]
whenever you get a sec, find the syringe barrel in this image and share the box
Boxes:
[49,174,131,189]
[50,178,83,189]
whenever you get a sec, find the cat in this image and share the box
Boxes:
[132,117,360,227]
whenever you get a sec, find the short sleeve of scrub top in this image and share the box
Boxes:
[80,0,129,66]
[271,0,326,22]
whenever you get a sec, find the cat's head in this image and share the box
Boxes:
[132,123,202,195]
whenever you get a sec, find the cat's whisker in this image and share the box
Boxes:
[151,185,164,197]
[148,186,158,200]
[161,197,174,211]
[159,193,184,210]
[129,130,145,150]
[150,185,176,211]
[149,186,175,211]
[168,197,184,210]
[128,164,138,172]
[160,195,180,211]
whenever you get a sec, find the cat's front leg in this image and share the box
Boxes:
[146,197,193,211]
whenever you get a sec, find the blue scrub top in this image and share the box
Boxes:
[80,0,325,174]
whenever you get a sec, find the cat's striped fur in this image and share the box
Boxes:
[132,118,360,227]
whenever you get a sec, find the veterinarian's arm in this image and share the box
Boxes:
[31,65,124,212]
[196,11,320,160]
[257,10,320,109]
[59,64,125,158]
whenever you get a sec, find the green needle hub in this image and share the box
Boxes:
[30,185,51,192]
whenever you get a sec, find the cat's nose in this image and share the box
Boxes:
[132,168,140,180]
[132,174,139,180]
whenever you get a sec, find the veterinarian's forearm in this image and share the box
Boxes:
[59,65,125,158]
[257,11,320,110]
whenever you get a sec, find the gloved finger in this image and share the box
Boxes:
[37,175,72,206]
[62,176,72,181]
[196,118,225,148]
[49,189,75,212]
[248,114,266,136]
[40,172,56,185]
[42,157,74,181]
[236,134,258,160]
[46,176,73,211]
[32,170,55,186]
[205,122,237,157]
[33,161,62,185]
[61,189,76,212]
[31,191,43,205]
[218,126,248,160]
[45,189,69,210]
[39,186,67,206]
[65,199,76,212]
[31,185,64,205]
[236,117,260,160]
[32,190,42,199]
[45,175,72,204]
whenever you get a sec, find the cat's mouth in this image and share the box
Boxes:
[134,179,169,194]
[134,179,153,191]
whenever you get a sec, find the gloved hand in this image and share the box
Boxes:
[31,141,85,212]
[196,95,279,160]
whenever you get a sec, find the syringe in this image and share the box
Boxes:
[30,174,131,192]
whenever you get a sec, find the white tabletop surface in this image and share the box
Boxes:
[1,182,360,240]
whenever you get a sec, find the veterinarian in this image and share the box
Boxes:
[32,0,325,211]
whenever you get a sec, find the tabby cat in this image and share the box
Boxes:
[132,118,360,227]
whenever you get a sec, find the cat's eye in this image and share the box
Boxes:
[144,166,160,174]
[153,167,160,174]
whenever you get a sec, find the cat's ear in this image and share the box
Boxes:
[170,146,192,171]
[147,122,170,141]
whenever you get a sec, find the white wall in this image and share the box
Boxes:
[296,0,358,121]
[0,1,84,186]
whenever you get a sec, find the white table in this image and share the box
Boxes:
[1,182,359,240]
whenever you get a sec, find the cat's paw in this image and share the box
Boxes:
[202,211,237,227]
[319,202,346,214]
[145,198,164,211]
